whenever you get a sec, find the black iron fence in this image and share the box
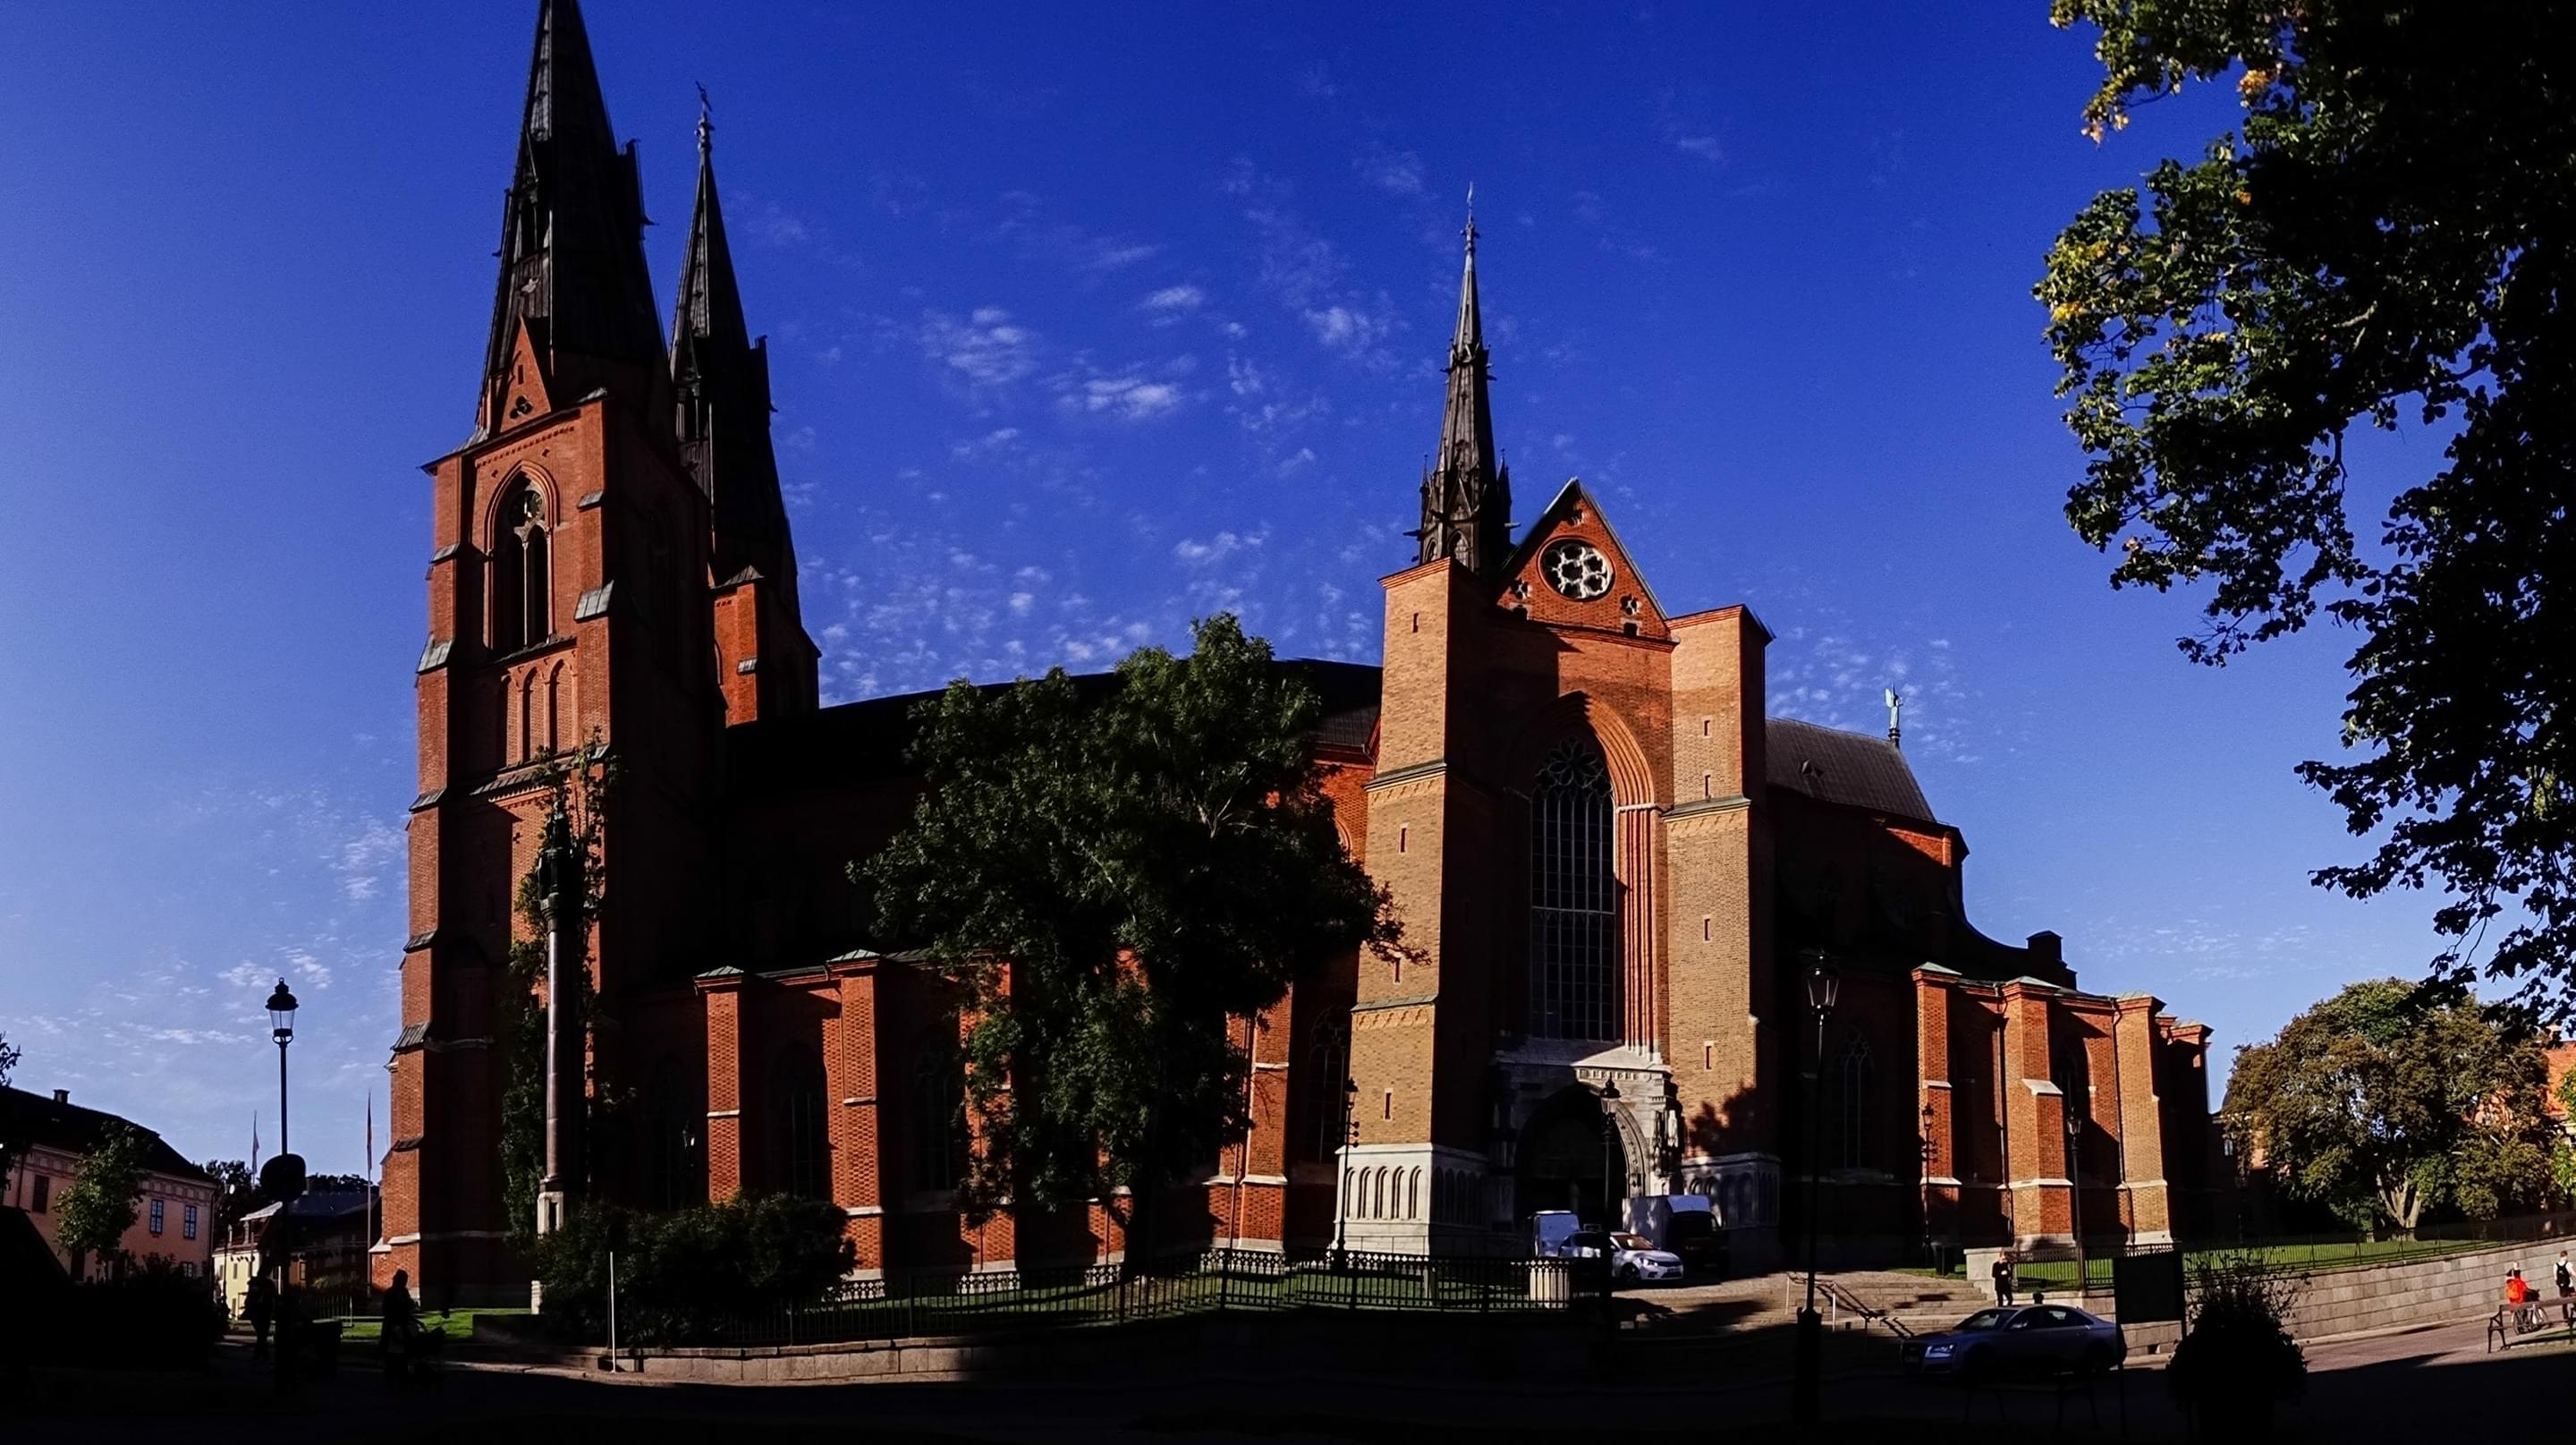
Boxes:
[691,1247,1599,1349]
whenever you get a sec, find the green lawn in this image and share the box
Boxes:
[325,1306,529,1342]
[1902,1235,2498,1294]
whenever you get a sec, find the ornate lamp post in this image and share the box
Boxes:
[1332,1075,1359,1264]
[1792,955,1839,1428]
[2066,1104,2084,1296]
[1919,1101,1938,1272]
[1597,1079,1623,1226]
[266,979,300,1157]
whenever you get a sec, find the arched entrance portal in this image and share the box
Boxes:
[1517,1088,1628,1228]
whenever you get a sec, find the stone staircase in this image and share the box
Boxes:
[1820,1270,1993,1336]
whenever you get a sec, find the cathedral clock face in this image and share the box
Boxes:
[1542,539,1614,600]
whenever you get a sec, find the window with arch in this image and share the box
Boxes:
[545,663,564,755]
[1530,735,1619,1040]
[643,1061,704,1211]
[517,673,537,764]
[2055,1030,2094,1184]
[768,1047,830,1200]
[1832,1033,1877,1171]
[912,1031,969,1194]
[1307,1022,1350,1164]
[491,479,551,653]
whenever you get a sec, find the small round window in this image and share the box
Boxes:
[1542,539,1613,600]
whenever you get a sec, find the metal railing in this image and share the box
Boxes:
[692,1247,1599,1349]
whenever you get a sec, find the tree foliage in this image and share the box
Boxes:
[54,1122,151,1275]
[530,1194,854,1344]
[0,1032,21,1190]
[863,615,1403,1224]
[498,742,613,1246]
[201,1159,255,1238]
[2224,979,2555,1230]
[2166,1250,2306,1414]
[2038,1,2576,1007]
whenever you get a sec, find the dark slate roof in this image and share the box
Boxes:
[1765,717,1936,824]
[242,1187,374,1226]
[727,659,1385,795]
[0,1086,210,1185]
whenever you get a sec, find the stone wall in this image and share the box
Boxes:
[2277,1241,2536,1341]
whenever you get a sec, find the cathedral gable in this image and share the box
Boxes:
[489,319,556,433]
[1496,480,1670,641]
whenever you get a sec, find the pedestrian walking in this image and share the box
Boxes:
[245,1273,275,1361]
[1992,1250,2016,1305]
[2554,1251,2571,1300]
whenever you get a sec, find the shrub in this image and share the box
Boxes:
[2167,1251,2306,1432]
[55,1257,225,1369]
[530,1194,854,1344]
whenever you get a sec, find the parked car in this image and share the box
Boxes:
[1902,1303,2125,1380]
[1561,1229,1685,1284]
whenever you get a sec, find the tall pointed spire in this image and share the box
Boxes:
[1416,189,1513,578]
[670,90,795,593]
[481,0,666,428]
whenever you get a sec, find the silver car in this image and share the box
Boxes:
[1902,1303,2126,1379]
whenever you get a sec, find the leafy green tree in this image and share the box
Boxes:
[54,1122,150,1277]
[530,1195,853,1344]
[863,615,1403,1243]
[2225,979,2555,1230]
[0,1032,21,1191]
[201,1159,255,1238]
[2037,2,2576,1007]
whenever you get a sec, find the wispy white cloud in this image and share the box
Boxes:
[1674,134,1725,163]
[919,307,1039,387]
[1174,529,1266,566]
[1141,285,1205,319]
[1063,376,1182,421]
[1354,146,1425,196]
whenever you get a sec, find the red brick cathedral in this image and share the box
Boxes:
[379,0,2220,1300]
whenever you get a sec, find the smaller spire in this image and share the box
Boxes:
[1417,189,1510,578]
[1885,688,1904,749]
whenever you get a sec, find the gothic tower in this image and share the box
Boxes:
[387,0,726,1298]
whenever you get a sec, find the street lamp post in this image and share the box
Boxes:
[1792,956,1839,1428]
[266,979,300,1158]
[1598,1080,1623,1227]
[2066,1105,2084,1297]
[1919,1101,1938,1273]
[1332,1075,1359,1265]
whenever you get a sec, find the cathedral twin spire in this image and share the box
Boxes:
[1416,198,1513,581]
[480,0,795,601]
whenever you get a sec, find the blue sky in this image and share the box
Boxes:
[0,4,2462,1176]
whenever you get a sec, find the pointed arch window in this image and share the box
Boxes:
[1832,1033,1877,1171]
[913,1030,970,1194]
[1530,736,1618,1041]
[2055,1030,2094,1185]
[1308,1022,1350,1164]
[491,480,551,653]
[768,1047,830,1200]
[644,1061,705,1211]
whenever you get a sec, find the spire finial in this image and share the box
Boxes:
[1462,183,1478,259]
[696,82,712,158]
[1885,687,1904,748]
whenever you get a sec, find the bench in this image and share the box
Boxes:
[2486,1296,2576,1352]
